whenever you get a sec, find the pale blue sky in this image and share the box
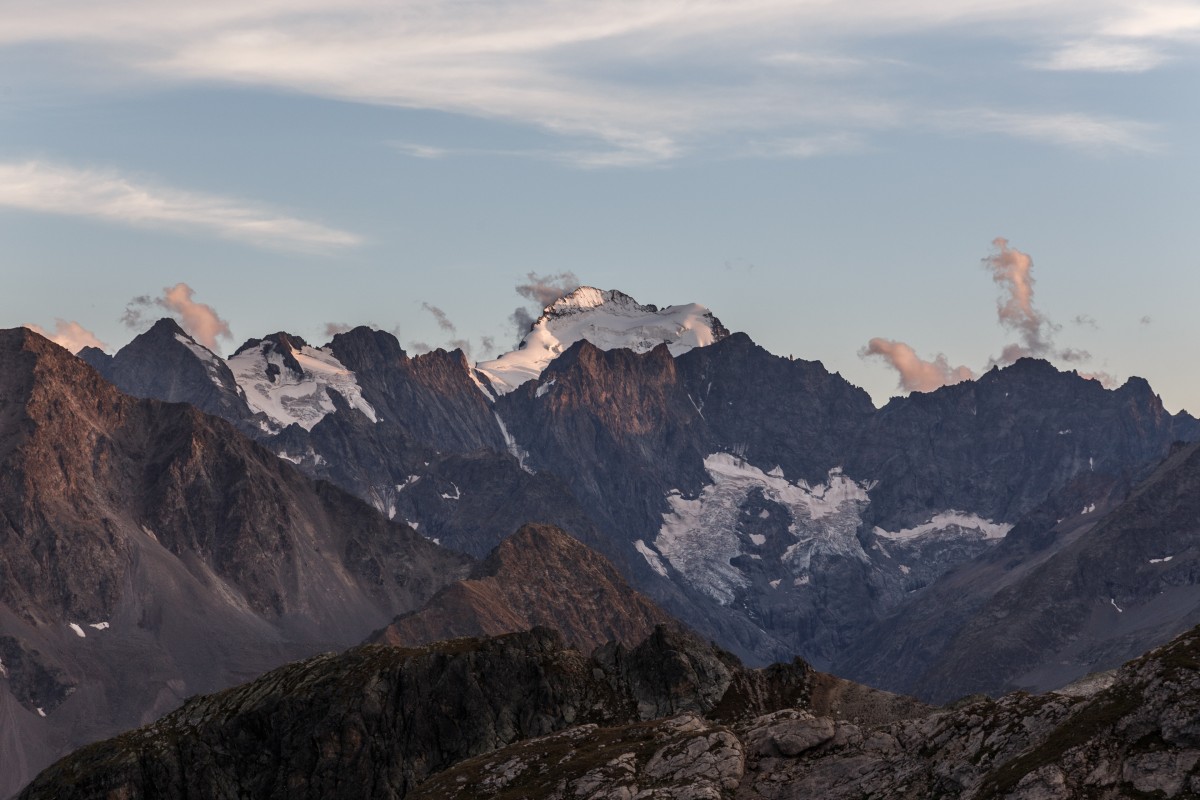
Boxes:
[2,1,1198,410]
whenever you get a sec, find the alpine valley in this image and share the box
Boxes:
[6,287,1200,798]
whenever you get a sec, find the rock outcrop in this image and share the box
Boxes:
[371,523,678,654]
[412,622,1200,799]
[18,626,925,800]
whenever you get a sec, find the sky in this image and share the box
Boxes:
[2,1,1199,411]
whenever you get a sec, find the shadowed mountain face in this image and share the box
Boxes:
[840,438,1200,703]
[18,626,928,800]
[370,523,678,654]
[0,328,471,798]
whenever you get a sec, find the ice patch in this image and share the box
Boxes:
[758,509,770,519]
[634,540,669,578]
[874,511,1012,542]
[141,525,158,543]
[535,378,556,398]
[654,452,872,604]
[68,623,86,638]
[768,466,785,478]
[769,579,781,589]
[0,657,7,678]
[1058,429,1072,435]
[1149,555,1174,564]
[749,534,766,546]
[1111,598,1124,613]
[1081,503,1096,515]
[36,707,46,717]
[493,411,533,473]
[793,575,810,586]
[440,483,461,501]
[228,340,377,431]
[89,622,110,631]
[899,564,911,575]
[475,287,726,395]
[397,475,421,491]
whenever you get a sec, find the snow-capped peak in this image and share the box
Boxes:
[227,332,377,432]
[475,287,729,395]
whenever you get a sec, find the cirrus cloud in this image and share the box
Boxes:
[0,160,361,251]
[0,1,1177,164]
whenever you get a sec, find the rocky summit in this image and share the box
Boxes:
[370,522,679,654]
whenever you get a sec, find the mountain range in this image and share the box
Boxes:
[7,284,1200,796]
[75,287,1200,682]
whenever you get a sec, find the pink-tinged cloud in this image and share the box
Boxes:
[159,283,231,352]
[860,338,975,393]
[23,319,107,353]
[983,237,1057,361]
[124,283,232,352]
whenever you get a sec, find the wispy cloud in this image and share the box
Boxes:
[1034,40,1168,72]
[0,160,361,250]
[0,1,1176,165]
[23,320,107,353]
[936,110,1159,152]
[863,237,1106,393]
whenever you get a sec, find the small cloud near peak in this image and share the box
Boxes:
[23,319,107,354]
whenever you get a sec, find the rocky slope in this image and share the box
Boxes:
[25,620,1200,799]
[405,622,1200,800]
[0,328,471,797]
[370,523,678,654]
[18,625,926,800]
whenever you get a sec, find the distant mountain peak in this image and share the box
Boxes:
[226,331,377,432]
[476,286,729,395]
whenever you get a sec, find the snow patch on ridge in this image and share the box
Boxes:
[654,453,873,605]
[228,338,377,431]
[634,540,669,577]
[873,511,1012,542]
[475,287,727,395]
[493,411,534,473]
[173,333,227,388]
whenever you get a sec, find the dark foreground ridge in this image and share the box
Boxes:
[18,626,926,799]
[23,619,1200,799]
